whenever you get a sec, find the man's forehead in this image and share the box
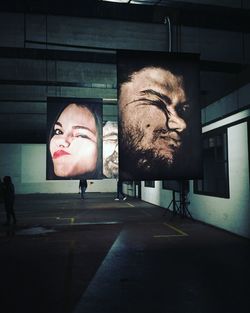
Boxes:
[131,67,181,87]
[103,122,118,135]
[120,66,186,103]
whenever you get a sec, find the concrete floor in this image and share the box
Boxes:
[0,193,249,313]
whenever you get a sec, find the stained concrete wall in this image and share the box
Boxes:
[0,144,117,194]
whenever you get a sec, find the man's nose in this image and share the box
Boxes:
[114,142,119,152]
[167,112,187,132]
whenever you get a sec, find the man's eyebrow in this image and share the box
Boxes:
[103,132,118,138]
[140,89,172,104]
[124,89,172,107]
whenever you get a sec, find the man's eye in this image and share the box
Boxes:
[105,139,117,144]
[54,128,63,135]
[140,98,167,112]
[105,136,117,142]
[182,104,190,112]
[176,104,190,116]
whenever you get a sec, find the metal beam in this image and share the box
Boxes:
[0,47,247,74]
[1,0,250,33]
[0,46,116,64]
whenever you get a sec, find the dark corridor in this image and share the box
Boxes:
[0,193,249,313]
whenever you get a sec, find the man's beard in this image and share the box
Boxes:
[120,124,183,179]
[104,151,118,178]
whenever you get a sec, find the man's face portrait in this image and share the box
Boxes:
[117,51,202,180]
[103,121,118,178]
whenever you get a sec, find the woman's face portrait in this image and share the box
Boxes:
[49,102,98,178]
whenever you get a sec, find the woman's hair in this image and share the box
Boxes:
[47,98,103,180]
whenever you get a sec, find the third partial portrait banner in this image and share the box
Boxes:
[117,50,202,181]
[103,121,118,179]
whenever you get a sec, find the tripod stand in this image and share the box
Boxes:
[178,180,192,218]
[164,180,192,219]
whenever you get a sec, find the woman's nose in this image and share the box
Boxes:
[167,111,187,133]
[57,134,72,148]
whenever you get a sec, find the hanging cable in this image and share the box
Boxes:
[164,16,172,53]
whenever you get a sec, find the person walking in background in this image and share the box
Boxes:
[79,179,88,199]
[2,176,16,225]
[115,179,127,201]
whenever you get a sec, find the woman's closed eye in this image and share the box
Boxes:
[75,133,91,140]
[73,130,97,142]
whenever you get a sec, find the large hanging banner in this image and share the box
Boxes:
[47,97,103,180]
[117,50,202,180]
[103,121,118,179]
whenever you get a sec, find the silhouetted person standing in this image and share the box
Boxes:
[79,179,88,199]
[0,178,3,202]
[115,179,127,201]
[2,176,16,225]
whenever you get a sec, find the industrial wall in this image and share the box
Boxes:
[0,12,250,238]
[140,101,250,238]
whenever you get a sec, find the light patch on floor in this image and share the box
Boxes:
[16,226,56,235]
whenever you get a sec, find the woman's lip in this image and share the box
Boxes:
[53,150,71,159]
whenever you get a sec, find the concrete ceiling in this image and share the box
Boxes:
[0,0,250,143]
[3,0,250,32]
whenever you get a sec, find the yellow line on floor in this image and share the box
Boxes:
[163,222,188,236]
[127,203,134,207]
[154,234,187,238]
[56,217,75,224]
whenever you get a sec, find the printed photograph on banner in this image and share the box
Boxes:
[103,121,118,179]
[117,50,202,181]
[46,97,103,180]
